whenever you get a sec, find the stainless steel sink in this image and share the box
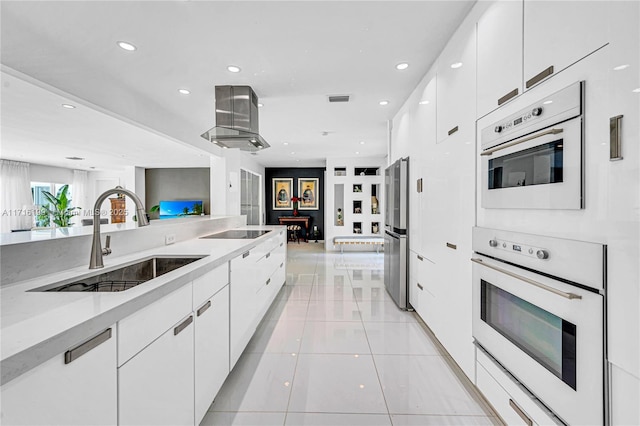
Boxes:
[32,256,207,292]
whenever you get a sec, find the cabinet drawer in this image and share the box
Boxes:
[477,348,559,426]
[118,284,192,366]
[1,326,117,426]
[193,263,229,307]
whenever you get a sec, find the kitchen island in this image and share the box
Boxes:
[0,223,287,425]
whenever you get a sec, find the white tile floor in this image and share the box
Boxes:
[202,243,500,426]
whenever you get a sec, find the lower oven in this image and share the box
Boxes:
[480,81,584,210]
[472,227,606,425]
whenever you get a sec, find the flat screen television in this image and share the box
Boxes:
[159,200,203,219]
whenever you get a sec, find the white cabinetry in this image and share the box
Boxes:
[523,0,609,90]
[477,0,523,117]
[436,23,476,144]
[230,230,286,369]
[1,327,117,426]
[195,285,229,424]
[194,264,230,424]
[118,284,194,426]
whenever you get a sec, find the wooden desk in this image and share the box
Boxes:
[278,216,311,242]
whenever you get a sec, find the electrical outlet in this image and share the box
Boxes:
[165,234,176,245]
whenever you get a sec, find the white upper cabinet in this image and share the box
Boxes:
[523,0,609,90]
[436,23,476,144]
[477,0,524,117]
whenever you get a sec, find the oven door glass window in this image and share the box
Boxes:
[481,280,576,389]
[488,140,563,190]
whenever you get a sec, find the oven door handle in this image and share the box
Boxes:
[481,128,563,156]
[471,258,582,300]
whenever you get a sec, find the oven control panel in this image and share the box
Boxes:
[493,107,543,134]
[481,81,583,151]
[488,238,550,260]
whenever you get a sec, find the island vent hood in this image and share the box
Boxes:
[200,85,270,151]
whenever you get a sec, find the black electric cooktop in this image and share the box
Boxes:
[200,230,271,240]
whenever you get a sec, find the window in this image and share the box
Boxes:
[31,182,72,227]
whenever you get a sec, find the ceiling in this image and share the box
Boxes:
[1,1,474,170]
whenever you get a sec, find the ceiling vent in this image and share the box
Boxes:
[328,95,350,103]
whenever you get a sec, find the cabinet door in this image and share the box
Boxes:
[408,250,421,312]
[229,246,266,369]
[1,327,117,426]
[195,286,230,424]
[436,24,476,144]
[119,315,194,426]
[477,0,523,117]
[523,0,609,90]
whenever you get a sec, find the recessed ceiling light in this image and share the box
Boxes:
[178,89,190,95]
[450,62,463,69]
[379,100,389,106]
[355,151,360,154]
[117,41,136,51]
[62,104,76,109]
[419,100,429,105]
[65,156,84,161]
[257,103,264,107]
[296,159,300,162]
[543,100,553,105]
[613,64,630,71]
[283,142,289,145]
[633,88,640,93]
[227,65,241,73]
[360,141,365,145]
[395,62,409,70]
[290,151,295,155]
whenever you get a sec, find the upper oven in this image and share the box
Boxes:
[480,81,584,210]
[472,226,606,425]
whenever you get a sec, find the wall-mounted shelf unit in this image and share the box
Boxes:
[325,157,386,251]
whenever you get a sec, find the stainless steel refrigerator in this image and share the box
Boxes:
[384,157,409,310]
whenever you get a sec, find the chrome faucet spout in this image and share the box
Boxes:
[89,187,149,269]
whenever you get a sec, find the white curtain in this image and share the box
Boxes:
[72,169,89,217]
[0,160,33,232]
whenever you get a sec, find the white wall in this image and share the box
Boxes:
[29,163,74,184]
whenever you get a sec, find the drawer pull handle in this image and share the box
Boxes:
[242,251,250,258]
[526,65,554,89]
[280,242,284,247]
[446,242,457,250]
[417,254,424,261]
[280,262,284,268]
[448,125,459,136]
[266,278,271,286]
[65,328,112,364]
[417,283,424,291]
[471,258,581,300]
[610,115,623,161]
[497,88,519,105]
[197,301,212,317]
[509,399,533,426]
[174,316,193,336]
[481,128,563,156]
[266,252,271,259]
[416,178,423,193]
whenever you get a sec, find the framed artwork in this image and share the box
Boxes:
[272,178,293,210]
[298,178,319,210]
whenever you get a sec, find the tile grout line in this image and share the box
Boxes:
[282,247,317,425]
[348,262,394,426]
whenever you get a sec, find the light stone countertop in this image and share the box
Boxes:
[0,225,285,386]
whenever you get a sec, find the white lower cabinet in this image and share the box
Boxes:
[476,348,559,426]
[230,234,286,369]
[118,314,195,426]
[195,285,230,424]
[0,327,117,426]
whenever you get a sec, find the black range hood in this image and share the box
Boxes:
[200,85,270,151]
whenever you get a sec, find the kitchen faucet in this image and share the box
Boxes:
[89,187,149,269]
